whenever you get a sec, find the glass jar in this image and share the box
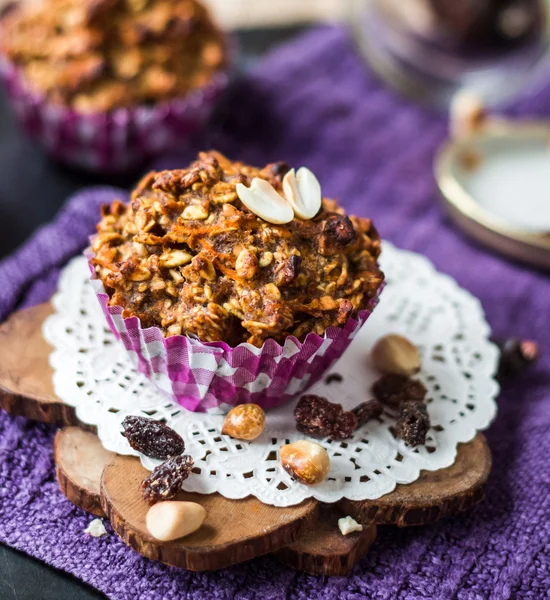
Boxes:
[348,0,550,106]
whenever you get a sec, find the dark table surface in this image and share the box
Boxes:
[0,25,306,600]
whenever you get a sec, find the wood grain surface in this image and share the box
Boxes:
[54,427,115,517]
[53,427,490,572]
[0,303,82,425]
[101,454,319,571]
[274,505,377,575]
[339,434,492,527]
[53,426,375,575]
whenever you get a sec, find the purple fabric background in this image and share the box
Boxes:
[1,27,549,599]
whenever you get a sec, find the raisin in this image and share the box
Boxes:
[295,395,341,438]
[121,416,185,460]
[295,395,357,440]
[270,161,291,179]
[141,454,194,505]
[405,380,428,402]
[372,374,426,409]
[389,380,427,408]
[353,399,383,427]
[496,338,539,378]
[372,374,408,404]
[325,373,343,385]
[395,401,430,447]
[331,411,358,440]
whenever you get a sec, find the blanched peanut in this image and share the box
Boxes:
[146,501,206,542]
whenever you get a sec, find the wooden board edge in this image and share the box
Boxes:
[100,458,320,572]
[0,384,83,426]
[102,494,319,571]
[53,427,376,575]
[54,428,112,517]
[338,434,492,527]
[0,302,87,427]
[53,427,492,573]
[274,506,377,576]
[344,482,487,528]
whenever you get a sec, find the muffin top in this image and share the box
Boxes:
[91,151,384,347]
[0,0,226,111]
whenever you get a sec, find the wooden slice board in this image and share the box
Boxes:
[54,427,114,517]
[53,426,490,573]
[55,427,377,575]
[55,429,375,575]
[0,303,81,426]
[273,504,377,576]
[4,303,493,574]
[102,454,318,571]
[338,433,491,527]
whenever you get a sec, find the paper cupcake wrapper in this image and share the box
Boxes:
[86,249,382,413]
[0,55,228,173]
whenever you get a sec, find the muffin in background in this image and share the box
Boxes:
[0,0,229,171]
[88,152,384,411]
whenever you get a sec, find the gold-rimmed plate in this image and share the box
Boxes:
[435,121,550,269]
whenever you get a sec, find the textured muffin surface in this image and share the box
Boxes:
[92,151,384,347]
[0,0,226,111]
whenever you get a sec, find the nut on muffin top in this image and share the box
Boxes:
[91,151,384,347]
[0,0,226,111]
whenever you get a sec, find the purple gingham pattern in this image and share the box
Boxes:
[0,56,228,173]
[87,247,382,412]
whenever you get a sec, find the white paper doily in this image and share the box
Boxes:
[43,242,499,507]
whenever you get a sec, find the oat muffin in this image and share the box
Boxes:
[0,0,227,112]
[91,152,384,347]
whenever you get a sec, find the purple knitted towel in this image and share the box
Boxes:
[1,26,549,600]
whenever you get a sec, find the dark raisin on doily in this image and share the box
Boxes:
[372,374,427,409]
[391,379,427,407]
[295,395,341,438]
[141,454,194,505]
[372,374,408,404]
[295,394,358,440]
[395,401,430,447]
[331,410,359,441]
[496,338,539,378]
[325,373,343,385]
[121,416,185,460]
[353,399,383,427]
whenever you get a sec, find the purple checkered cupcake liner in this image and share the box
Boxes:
[0,55,229,173]
[86,248,383,413]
